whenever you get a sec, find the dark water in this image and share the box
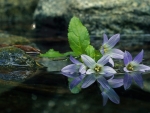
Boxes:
[0,36,150,113]
[0,68,150,113]
[1,13,150,113]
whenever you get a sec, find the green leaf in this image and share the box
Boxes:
[85,45,95,59]
[40,49,64,58]
[40,49,76,61]
[68,78,82,94]
[63,51,76,57]
[95,50,102,61]
[68,17,90,56]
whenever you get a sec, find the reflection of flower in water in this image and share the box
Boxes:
[100,77,123,106]
[61,55,123,105]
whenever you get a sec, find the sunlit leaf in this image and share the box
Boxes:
[68,17,90,56]
[95,50,102,61]
[40,49,76,58]
[40,49,64,58]
[85,45,95,59]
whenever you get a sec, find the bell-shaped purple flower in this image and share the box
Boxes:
[124,50,150,72]
[107,77,124,88]
[61,56,86,78]
[123,50,150,89]
[81,55,116,89]
[61,56,87,89]
[100,34,124,66]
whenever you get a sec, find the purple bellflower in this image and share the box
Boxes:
[61,56,86,78]
[100,34,124,66]
[123,50,150,89]
[100,77,123,106]
[81,55,116,89]
[61,56,86,89]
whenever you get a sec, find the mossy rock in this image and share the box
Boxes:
[0,46,38,81]
[0,46,37,70]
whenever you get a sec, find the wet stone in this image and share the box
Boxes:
[0,46,38,81]
[0,46,37,69]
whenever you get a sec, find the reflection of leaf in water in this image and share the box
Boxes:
[68,78,82,94]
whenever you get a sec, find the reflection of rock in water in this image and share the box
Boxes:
[0,70,35,81]
[0,46,38,81]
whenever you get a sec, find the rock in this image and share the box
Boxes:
[33,0,150,37]
[0,0,39,36]
[0,46,38,81]
[0,46,37,69]
[0,32,30,45]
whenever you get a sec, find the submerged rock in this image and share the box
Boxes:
[0,46,38,81]
[0,46,37,69]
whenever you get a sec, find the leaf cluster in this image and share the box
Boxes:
[40,17,102,61]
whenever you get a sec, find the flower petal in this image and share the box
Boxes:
[123,67,132,72]
[82,74,96,88]
[103,34,109,44]
[106,34,120,48]
[137,64,150,72]
[61,64,78,73]
[97,76,110,89]
[79,64,86,74]
[103,66,116,74]
[123,73,132,90]
[133,50,143,64]
[86,69,95,74]
[100,47,105,55]
[97,55,110,65]
[109,49,124,59]
[70,74,85,89]
[108,78,123,88]
[70,56,81,64]
[132,73,143,88]
[103,73,114,77]
[105,88,120,104]
[109,58,114,67]
[81,55,96,68]
[61,72,80,78]
[124,51,132,66]
[101,92,108,106]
